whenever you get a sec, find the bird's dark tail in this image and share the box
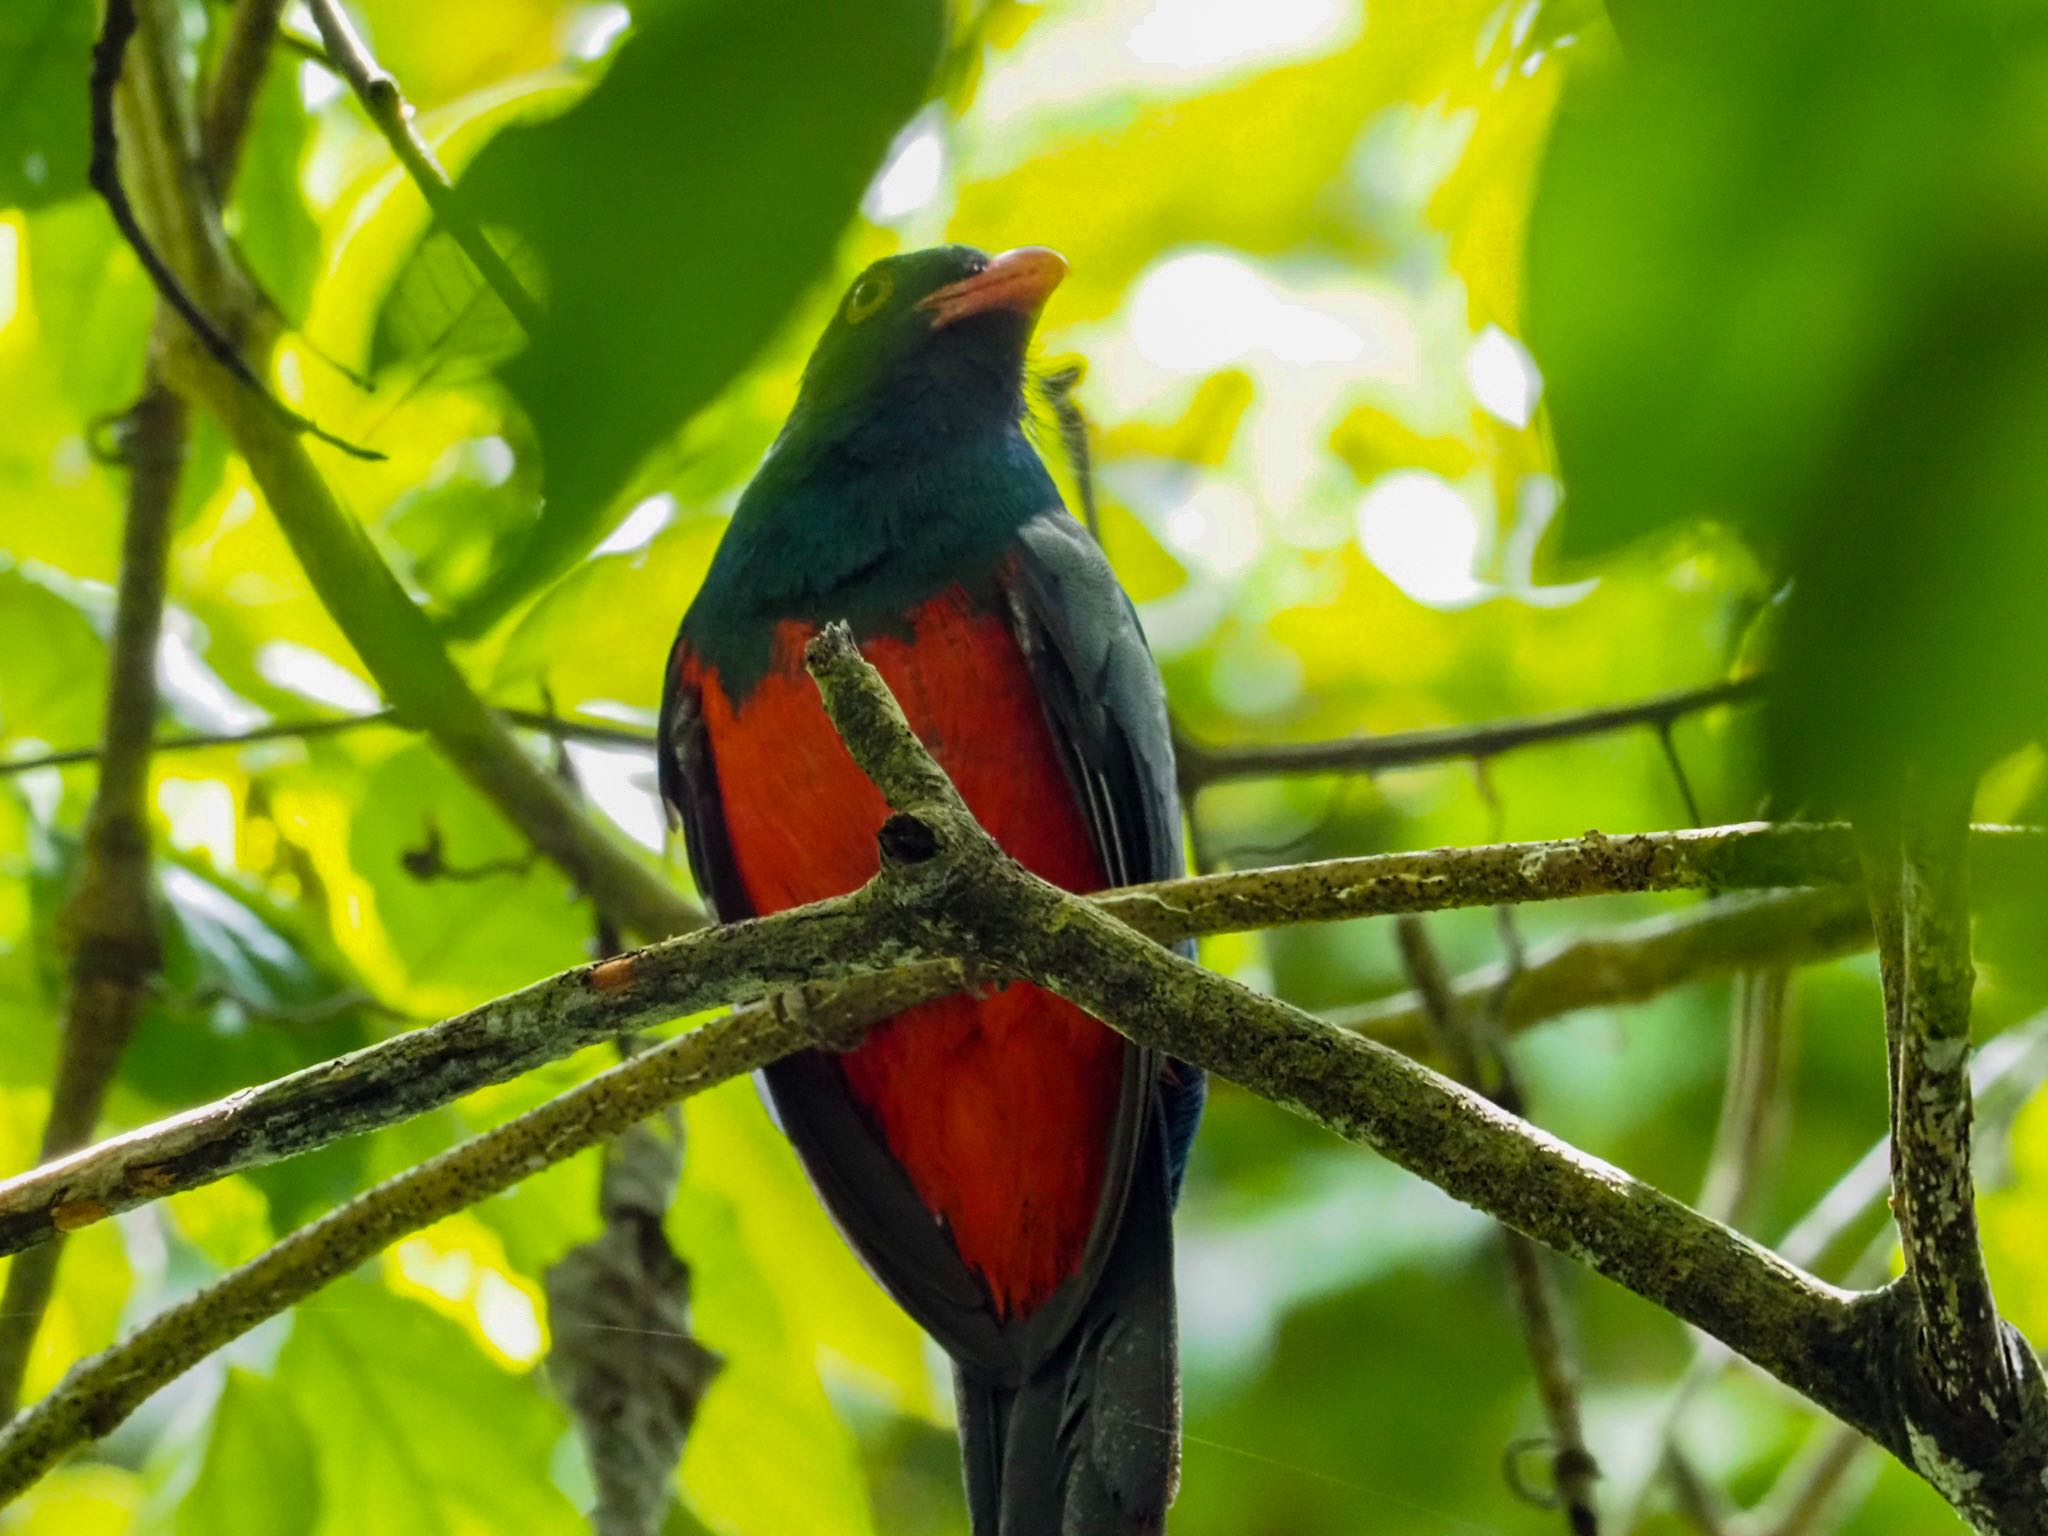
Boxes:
[956,1125,1181,1536]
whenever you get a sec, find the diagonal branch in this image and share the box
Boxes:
[1334,885,1870,1057]
[107,0,692,945]
[172,362,698,940]
[802,627,1871,1422]
[305,0,543,332]
[8,634,2048,1527]
[0,981,877,1505]
[800,624,2048,1531]
[1614,1016,2048,1536]
[6,821,2031,1259]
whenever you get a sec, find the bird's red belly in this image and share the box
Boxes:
[682,588,1126,1317]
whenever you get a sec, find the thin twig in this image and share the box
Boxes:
[89,0,381,460]
[1397,917,1599,1535]
[197,0,287,190]
[1661,1448,1732,1535]
[1696,969,1791,1230]
[1177,675,1762,789]
[1656,721,1707,829]
[306,0,543,334]
[0,707,656,777]
[1750,1423,1872,1536]
[2,710,400,774]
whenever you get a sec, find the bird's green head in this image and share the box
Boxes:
[785,244,1067,445]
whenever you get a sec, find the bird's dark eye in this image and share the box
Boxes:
[845,271,895,325]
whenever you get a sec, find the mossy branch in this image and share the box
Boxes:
[799,626,2048,1535]
[7,822,2032,1258]
[6,632,2048,1530]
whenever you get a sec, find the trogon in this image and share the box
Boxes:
[658,245,1203,1535]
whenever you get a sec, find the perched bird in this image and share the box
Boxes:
[658,245,1202,1534]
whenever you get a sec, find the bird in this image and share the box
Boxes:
[658,244,1203,1534]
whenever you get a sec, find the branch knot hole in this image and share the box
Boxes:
[878,812,940,868]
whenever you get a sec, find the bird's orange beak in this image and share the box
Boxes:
[918,247,1068,328]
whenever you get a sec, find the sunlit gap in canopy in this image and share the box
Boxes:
[391,1228,546,1368]
[865,109,949,225]
[255,640,383,713]
[1161,478,1262,578]
[298,56,345,113]
[1127,0,1354,70]
[564,740,666,851]
[1465,324,1541,429]
[1128,252,1366,374]
[1354,469,1486,608]
[565,2,633,61]
[160,616,267,732]
[594,491,677,556]
[0,218,20,338]
[973,0,1363,142]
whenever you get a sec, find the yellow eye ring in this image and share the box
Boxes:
[845,270,894,324]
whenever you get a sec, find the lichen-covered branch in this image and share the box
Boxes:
[1615,1016,2048,1536]
[803,625,2048,1532]
[1880,799,2048,1529]
[8,633,2048,1527]
[806,628,1871,1420]
[0,821,2000,1260]
[1177,675,1761,788]
[305,0,543,331]
[0,895,950,1257]
[0,985,870,1505]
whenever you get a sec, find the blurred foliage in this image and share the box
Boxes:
[0,0,2045,1533]
[1529,0,2048,809]
[0,2,93,212]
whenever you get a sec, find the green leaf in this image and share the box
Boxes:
[169,1369,323,1536]
[121,859,376,1111]
[0,566,105,748]
[0,1465,141,1535]
[278,1282,583,1536]
[345,741,588,1008]
[437,0,945,635]
[0,0,94,210]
